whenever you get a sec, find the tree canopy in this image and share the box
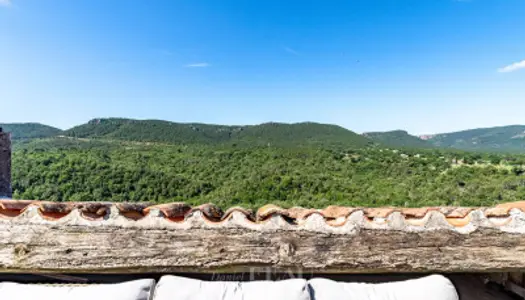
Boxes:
[11,138,525,208]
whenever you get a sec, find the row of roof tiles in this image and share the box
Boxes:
[1,199,525,224]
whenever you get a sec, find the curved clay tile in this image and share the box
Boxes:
[76,202,111,220]
[2,199,525,229]
[364,207,397,219]
[256,204,289,221]
[116,203,150,220]
[38,202,75,219]
[221,207,255,222]
[284,207,320,220]
[0,199,35,211]
[192,203,224,221]
[445,208,474,218]
[116,203,150,213]
[144,202,192,220]
[400,208,429,219]
[484,207,511,218]
[496,201,525,213]
[321,206,358,219]
[437,207,457,215]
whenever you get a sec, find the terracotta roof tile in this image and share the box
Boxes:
[222,206,255,221]
[0,199,34,211]
[321,206,358,219]
[76,203,111,220]
[38,202,74,219]
[437,207,457,215]
[496,201,525,212]
[364,208,396,218]
[284,207,319,220]
[144,202,192,220]
[256,204,289,221]
[445,208,474,218]
[191,203,224,221]
[400,208,429,218]
[39,201,74,213]
[2,200,525,231]
[115,203,150,220]
[116,203,150,213]
[484,207,510,218]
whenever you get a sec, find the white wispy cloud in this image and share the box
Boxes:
[498,60,525,73]
[283,46,299,56]
[0,0,11,7]
[185,62,210,68]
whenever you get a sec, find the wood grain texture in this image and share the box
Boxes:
[1,221,525,274]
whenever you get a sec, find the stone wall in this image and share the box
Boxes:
[0,128,11,198]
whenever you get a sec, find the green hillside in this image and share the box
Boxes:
[427,125,525,152]
[5,119,525,153]
[11,140,525,208]
[0,123,63,140]
[65,118,374,148]
[9,122,525,208]
[363,130,433,149]
[234,122,373,148]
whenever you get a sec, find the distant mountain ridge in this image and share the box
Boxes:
[3,119,525,152]
[424,125,525,152]
[363,130,433,148]
[0,123,63,140]
[64,118,373,148]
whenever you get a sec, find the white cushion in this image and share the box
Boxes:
[308,275,458,300]
[153,275,311,300]
[0,279,155,300]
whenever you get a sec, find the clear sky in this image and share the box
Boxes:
[1,0,524,135]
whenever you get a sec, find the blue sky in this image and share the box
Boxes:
[1,0,524,134]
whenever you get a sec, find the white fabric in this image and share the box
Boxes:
[153,276,311,300]
[0,279,155,300]
[308,275,458,300]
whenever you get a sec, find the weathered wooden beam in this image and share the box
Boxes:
[2,203,525,274]
[2,224,525,274]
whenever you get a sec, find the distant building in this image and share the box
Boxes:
[419,134,435,140]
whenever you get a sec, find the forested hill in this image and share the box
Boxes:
[363,130,433,149]
[425,125,525,152]
[7,119,525,208]
[11,139,525,208]
[4,119,525,152]
[0,123,63,140]
[64,118,374,148]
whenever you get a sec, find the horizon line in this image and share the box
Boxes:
[2,118,525,137]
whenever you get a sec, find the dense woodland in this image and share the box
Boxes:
[11,137,525,208]
[3,119,525,208]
